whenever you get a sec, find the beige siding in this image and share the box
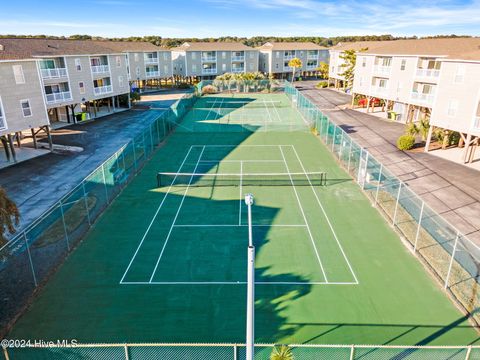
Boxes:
[0,61,48,135]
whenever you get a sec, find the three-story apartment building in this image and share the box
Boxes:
[257,42,329,79]
[171,42,259,79]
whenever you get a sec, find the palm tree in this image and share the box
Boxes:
[270,345,294,360]
[288,58,302,82]
[0,186,20,246]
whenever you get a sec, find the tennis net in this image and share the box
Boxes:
[157,171,327,188]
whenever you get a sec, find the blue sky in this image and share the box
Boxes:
[1,0,479,38]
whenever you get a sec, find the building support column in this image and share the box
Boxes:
[7,134,16,162]
[31,128,37,149]
[463,133,472,163]
[1,136,11,161]
[45,126,53,152]
[351,93,355,108]
[424,125,434,152]
[112,96,116,112]
[127,93,131,109]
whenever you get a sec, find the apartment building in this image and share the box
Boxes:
[171,42,259,79]
[329,41,392,89]
[105,41,172,90]
[257,42,329,79]
[350,37,480,163]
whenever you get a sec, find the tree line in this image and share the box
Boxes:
[0,34,470,48]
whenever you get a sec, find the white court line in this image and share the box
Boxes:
[204,96,218,121]
[190,145,292,147]
[173,224,307,227]
[198,160,284,163]
[148,146,206,283]
[121,281,357,285]
[290,145,359,284]
[239,160,243,226]
[278,145,329,283]
[119,146,194,284]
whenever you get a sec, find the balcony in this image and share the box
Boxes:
[307,53,318,60]
[232,67,245,73]
[41,68,68,79]
[284,66,293,71]
[371,86,388,96]
[416,68,440,79]
[306,64,318,70]
[284,55,295,60]
[146,71,160,78]
[144,57,158,65]
[202,68,217,75]
[91,65,110,74]
[231,56,245,62]
[201,56,216,62]
[373,65,392,76]
[411,92,435,106]
[94,85,113,96]
[45,91,72,105]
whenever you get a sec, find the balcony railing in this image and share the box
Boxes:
[0,115,6,130]
[284,66,293,71]
[45,91,72,104]
[41,68,68,79]
[306,65,318,70]
[144,58,158,65]
[307,54,318,59]
[371,86,388,96]
[411,92,435,105]
[94,85,113,96]
[232,68,245,73]
[91,65,110,74]
[474,116,480,130]
[201,56,216,62]
[146,71,160,78]
[284,55,295,60]
[373,65,392,76]
[231,56,245,62]
[416,68,440,78]
[202,68,217,75]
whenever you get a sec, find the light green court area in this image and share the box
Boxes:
[8,93,480,346]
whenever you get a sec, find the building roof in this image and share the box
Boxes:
[0,38,165,60]
[332,38,480,61]
[330,40,395,52]
[256,42,327,51]
[171,42,255,52]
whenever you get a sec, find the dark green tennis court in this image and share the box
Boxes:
[8,91,479,347]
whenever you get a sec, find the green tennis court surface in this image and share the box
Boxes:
[8,92,479,345]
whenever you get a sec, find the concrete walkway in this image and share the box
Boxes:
[296,81,480,245]
[0,90,186,234]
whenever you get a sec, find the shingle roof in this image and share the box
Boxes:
[330,40,394,52]
[0,38,166,60]
[257,42,327,51]
[331,38,480,61]
[171,42,255,52]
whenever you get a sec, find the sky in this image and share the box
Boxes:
[1,0,479,38]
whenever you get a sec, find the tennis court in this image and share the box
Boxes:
[7,88,480,347]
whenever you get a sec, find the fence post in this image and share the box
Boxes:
[445,232,460,289]
[465,345,472,360]
[101,164,110,204]
[82,182,92,226]
[24,232,38,287]
[59,199,70,250]
[132,138,137,171]
[349,345,355,360]
[3,347,10,360]
[392,182,403,226]
[233,344,238,360]
[331,125,337,151]
[347,140,353,173]
[414,201,425,252]
[124,344,130,360]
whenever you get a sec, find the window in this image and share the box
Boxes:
[401,59,406,71]
[250,52,254,59]
[275,64,279,69]
[164,65,168,74]
[12,65,25,84]
[222,52,226,59]
[192,64,197,71]
[454,64,465,83]
[222,63,226,71]
[396,81,403,93]
[362,57,366,67]
[79,81,85,94]
[135,66,140,76]
[75,58,82,71]
[447,99,458,116]
[20,99,31,117]
[0,97,6,131]
[134,53,139,62]
[116,56,122,67]
[276,51,280,58]
[119,76,124,88]
[163,52,168,61]
[359,77,363,86]
[191,52,196,60]
[331,66,335,73]
[249,63,254,70]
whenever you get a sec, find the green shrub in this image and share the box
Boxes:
[201,85,217,94]
[270,345,294,360]
[176,83,191,89]
[397,135,415,150]
[130,91,140,103]
[316,81,328,89]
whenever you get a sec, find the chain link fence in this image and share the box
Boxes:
[284,81,480,327]
[0,92,197,333]
[3,343,479,360]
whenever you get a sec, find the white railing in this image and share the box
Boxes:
[284,66,293,71]
[371,86,388,96]
[144,58,158,65]
[232,68,245,73]
[284,55,295,60]
[474,116,480,130]
[93,85,113,96]
[307,54,318,59]
[306,65,318,70]
[201,56,216,62]
[45,91,72,104]
[41,68,67,79]
[146,71,160,78]
[202,68,217,75]
[373,65,392,76]
[411,91,435,105]
[416,68,440,78]
[91,65,110,74]
[231,56,244,61]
